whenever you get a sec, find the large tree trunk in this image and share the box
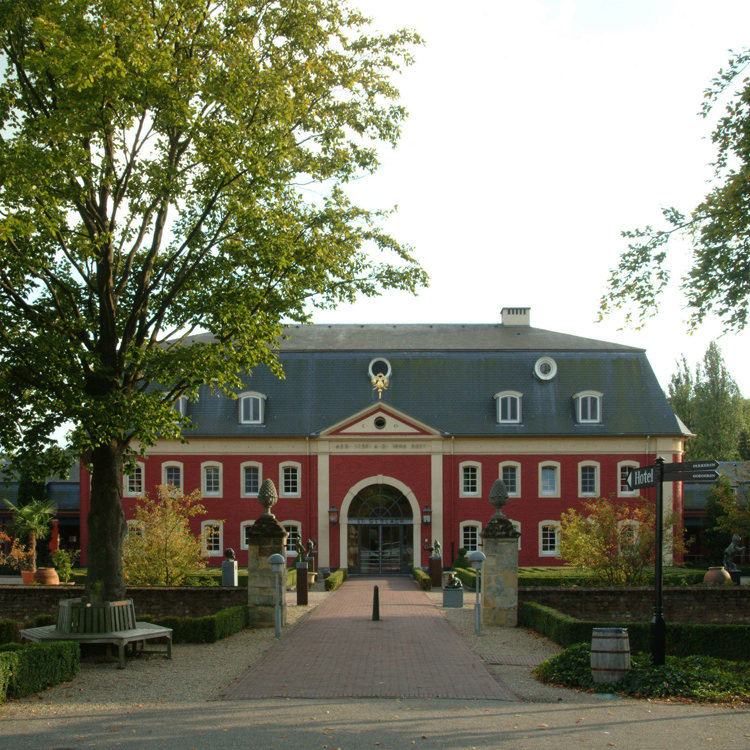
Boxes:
[87,443,127,601]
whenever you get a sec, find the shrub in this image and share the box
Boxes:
[51,548,77,583]
[0,652,11,702]
[536,643,750,702]
[412,567,431,590]
[325,568,347,591]
[452,548,471,570]
[0,620,20,644]
[122,485,208,586]
[0,641,80,701]
[452,567,478,589]
[520,602,750,659]
[158,605,248,643]
[559,497,685,585]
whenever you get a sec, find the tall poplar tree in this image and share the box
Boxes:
[667,342,744,460]
[0,0,426,600]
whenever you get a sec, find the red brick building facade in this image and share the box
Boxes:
[79,309,688,572]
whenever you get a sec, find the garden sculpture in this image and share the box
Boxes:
[723,533,745,572]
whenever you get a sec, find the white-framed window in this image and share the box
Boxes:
[539,521,560,556]
[123,462,145,497]
[238,391,266,424]
[241,462,262,497]
[574,391,602,424]
[240,520,254,550]
[460,462,481,497]
[495,391,522,424]
[459,521,481,552]
[280,463,301,497]
[499,461,521,496]
[126,519,144,537]
[578,461,599,497]
[201,462,222,497]
[282,521,302,557]
[618,461,639,496]
[539,462,560,497]
[201,520,223,556]
[162,461,183,490]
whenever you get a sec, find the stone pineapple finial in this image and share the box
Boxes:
[489,478,509,519]
[484,478,519,539]
[258,478,279,516]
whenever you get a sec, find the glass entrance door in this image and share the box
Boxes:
[345,483,415,575]
[349,523,412,574]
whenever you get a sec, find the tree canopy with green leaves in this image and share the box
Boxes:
[0,0,426,600]
[667,341,745,461]
[600,49,750,332]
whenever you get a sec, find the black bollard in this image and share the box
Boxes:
[296,560,308,606]
[372,585,380,621]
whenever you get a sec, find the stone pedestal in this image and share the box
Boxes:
[246,513,289,626]
[481,514,520,628]
[222,559,238,587]
[429,557,443,588]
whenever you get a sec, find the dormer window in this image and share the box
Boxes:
[174,396,188,416]
[495,391,522,424]
[239,392,266,424]
[575,391,602,424]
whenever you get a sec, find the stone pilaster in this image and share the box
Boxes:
[481,478,520,627]
[247,479,289,626]
[481,532,519,627]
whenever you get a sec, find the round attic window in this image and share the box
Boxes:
[374,416,387,430]
[534,356,557,381]
[368,358,391,379]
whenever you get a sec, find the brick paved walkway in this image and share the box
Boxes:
[221,577,517,701]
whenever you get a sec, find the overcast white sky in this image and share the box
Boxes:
[312,0,750,397]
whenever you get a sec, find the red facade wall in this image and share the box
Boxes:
[79,447,680,570]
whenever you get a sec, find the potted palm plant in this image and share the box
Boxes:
[3,499,58,583]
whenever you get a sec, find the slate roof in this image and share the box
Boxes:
[182,324,685,439]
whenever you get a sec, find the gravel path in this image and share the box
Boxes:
[0,583,585,720]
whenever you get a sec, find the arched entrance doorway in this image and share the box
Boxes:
[346,484,414,574]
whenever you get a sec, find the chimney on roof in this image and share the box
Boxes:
[501,307,530,326]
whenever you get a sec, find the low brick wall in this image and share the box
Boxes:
[518,586,750,624]
[0,585,246,622]
[1,583,748,624]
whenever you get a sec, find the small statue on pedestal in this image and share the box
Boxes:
[724,533,745,572]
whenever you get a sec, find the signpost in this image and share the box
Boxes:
[661,460,719,483]
[625,459,719,665]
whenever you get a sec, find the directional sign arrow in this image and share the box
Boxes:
[662,461,720,482]
[666,460,719,473]
[626,465,659,490]
[671,470,719,483]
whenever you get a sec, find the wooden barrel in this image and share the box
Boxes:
[591,627,631,683]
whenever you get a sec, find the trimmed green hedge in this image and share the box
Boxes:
[412,567,431,591]
[144,605,249,644]
[517,567,706,587]
[325,568,347,591]
[0,619,20,645]
[520,601,750,659]
[0,641,80,702]
[452,567,478,589]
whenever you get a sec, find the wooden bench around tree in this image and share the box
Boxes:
[20,621,173,669]
[20,597,172,668]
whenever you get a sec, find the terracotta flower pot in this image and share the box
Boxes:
[703,566,732,585]
[33,567,60,585]
[21,570,36,584]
